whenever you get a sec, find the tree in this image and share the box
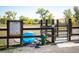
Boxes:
[71,15,77,26]
[5,11,17,20]
[64,9,73,23]
[74,6,79,21]
[2,16,8,24]
[11,11,17,20]
[34,19,38,22]
[27,19,34,24]
[19,16,28,21]
[46,13,54,24]
[36,8,49,20]
[19,16,30,24]
[0,16,8,24]
[0,16,1,24]
[33,19,39,24]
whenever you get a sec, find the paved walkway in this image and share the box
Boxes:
[1,41,79,53]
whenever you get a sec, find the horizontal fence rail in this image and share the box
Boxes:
[0,27,54,30]
[0,35,54,39]
[23,27,54,30]
[0,28,7,31]
[0,36,41,39]
[71,34,79,35]
[72,27,79,28]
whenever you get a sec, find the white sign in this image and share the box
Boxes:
[9,22,21,36]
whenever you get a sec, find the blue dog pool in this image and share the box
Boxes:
[22,31,36,44]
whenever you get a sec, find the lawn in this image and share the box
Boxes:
[0,24,6,28]
[0,39,6,47]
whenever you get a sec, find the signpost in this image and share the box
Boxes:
[7,20,23,48]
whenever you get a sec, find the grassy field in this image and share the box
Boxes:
[0,24,6,28]
[0,39,6,47]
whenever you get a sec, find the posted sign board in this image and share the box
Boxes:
[9,21,21,36]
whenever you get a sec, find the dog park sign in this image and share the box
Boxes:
[8,20,22,36]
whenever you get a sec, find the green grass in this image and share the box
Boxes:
[0,24,6,27]
[0,39,6,46]
[0,31,6,47]
[0,31,6,36]
[23,30,40,35]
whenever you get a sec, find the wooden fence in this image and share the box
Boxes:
[56,19,79,41]
[0,19,79,49]
[68,19,79,41]
[0,20,55,48]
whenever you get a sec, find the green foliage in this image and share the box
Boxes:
[34,19,38,22]
[0,18,6,24]
[64,9,73,20]
[19,16,28,21]
[36,8,54,24]
[19,16,38,24]
[26,19,34,24]
[74,6,79,21]
[33,19,39,24]
[5,11,17,20]
[22,17,39,24]
[36,8,49,20]
[0,16,8,24]
[71,15,77,26]
[63,9,73,24]
[46,13,54,24]
[0,11,17,24]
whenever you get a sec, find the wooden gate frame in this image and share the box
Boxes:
[40,19,55,44]
[7,20,23,48]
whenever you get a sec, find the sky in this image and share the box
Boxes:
[0,6,75,19]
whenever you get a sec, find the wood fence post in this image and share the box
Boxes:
[57,19,59,37]
[68,19,72,41]
[40,20,44,45]
[51,19,55,43]
[7,20,9,48]
[40,20,42,35]
[20,20,23,46]
[45,20,48,34]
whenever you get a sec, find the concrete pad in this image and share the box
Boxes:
[57,42,79,48]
